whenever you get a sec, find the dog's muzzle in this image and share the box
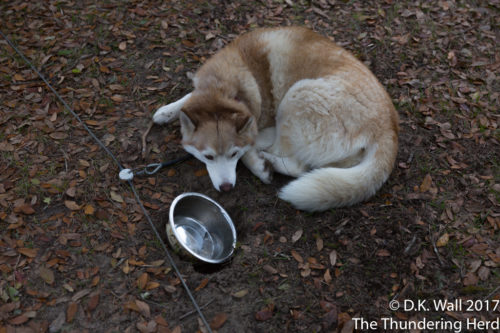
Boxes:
[219,183,234,192]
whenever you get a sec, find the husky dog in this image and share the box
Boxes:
[153,27,399,212]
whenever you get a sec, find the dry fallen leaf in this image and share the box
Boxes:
[232,289,248,298]
[155,315,169,328]
[300,266,311,277]
[66,302,78,323]
[9,314,30,325]
[316,237,324,251]
[49,132,69,140]
[323,308,338,330]
[320,301,336,313]
[13,73,25,81]
[109,84,124,91]
[137,272,149,289]
[17,247,38,258]
[376,249,391,257]
[122,260,130,274]
[436,233,449,247]
[324,269,332,283]
[195,278,209,291]
[329,250,338,266]
[291,250,304,263]
[341,319,355,333]
[0,142,14,152]
[137,320,157,333]
[463,272,479,286]
[64,200,81,211]
[85,119,99,126]
[146,282,160,290]
[420,174,433,192]
[111,94,124,103]
[255,304,274,321]
[181,39,195,48]
[87,292,100,312]
[18,204,35,215]
[291,229,303,243]
[124,300,141,313]
[49,312,65,332]
[263,264,278,275]
[91,276,100,287]
[149,260,164,267]
[468,259,482,273]
[39,266,55,285]
[135,300,151,318]
[72,289,91,302]
[84,204,95,215]
[477,266,490,281]
[210,313,228,330]
[66,186,76,197]
[110,191,124,203]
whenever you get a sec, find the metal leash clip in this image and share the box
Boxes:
[119,155,192,181]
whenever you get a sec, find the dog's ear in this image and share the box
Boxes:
[236,115,255,135]
[234,90,246,104]
[179,111,196,136]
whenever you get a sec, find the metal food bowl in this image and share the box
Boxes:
[166,193,236,264]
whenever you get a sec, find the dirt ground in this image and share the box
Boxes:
[0,0,499,332]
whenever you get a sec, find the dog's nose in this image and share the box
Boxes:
[219,183,233,192]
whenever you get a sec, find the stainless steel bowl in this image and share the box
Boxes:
[166,193,236,264]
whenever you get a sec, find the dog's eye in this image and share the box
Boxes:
[230,152,238,158]
[204,154,214,161]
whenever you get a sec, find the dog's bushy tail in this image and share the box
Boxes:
[278,138,397,212]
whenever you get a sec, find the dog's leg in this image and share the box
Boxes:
[241,148,273,184]
[254,127,275,150]
[241,127,276,183]
[244,126,306,180]
[259,151,307,178]
[152,92,192,124]
[257,126,306,177]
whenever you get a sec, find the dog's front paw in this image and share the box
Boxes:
[152,105,178,124]
[261,159,274,184]
[255,153,273,184]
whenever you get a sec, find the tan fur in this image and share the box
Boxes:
[154,27,399,211]
[190,26,397,136]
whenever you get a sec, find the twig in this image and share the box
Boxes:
[483,286,500,301]
[110,257,126,272]
[334,218,350,235]
[404,235,417,255]
[406,151,414,164]
[179,299,215,320]
[141,120,154,159]
[429,225,445,266]
[11,254,21,285]
[60,148,70,172]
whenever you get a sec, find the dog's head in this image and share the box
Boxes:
[179,93,257,192]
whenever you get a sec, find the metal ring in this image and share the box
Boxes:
[144,163,163,175]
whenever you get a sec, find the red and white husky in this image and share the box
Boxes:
[153,27,399,212]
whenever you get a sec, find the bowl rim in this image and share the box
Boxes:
[168,192,237,264]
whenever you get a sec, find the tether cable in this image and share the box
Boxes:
[0,29,213,332]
